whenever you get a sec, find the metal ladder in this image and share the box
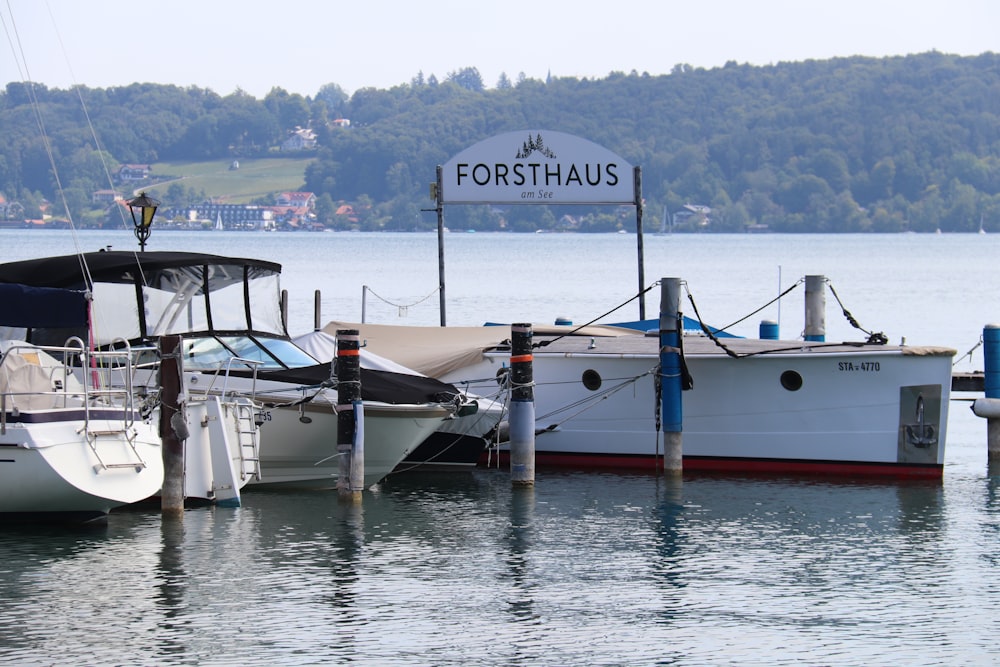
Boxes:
[233,400,261,482]
[76,339,150,473]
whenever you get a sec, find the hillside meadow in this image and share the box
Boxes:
[151,157,315,203]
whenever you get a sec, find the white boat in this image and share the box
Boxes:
[323,291,955,478]
[496,332,953,478]
[0,284,163,523]
[0,252,457,489]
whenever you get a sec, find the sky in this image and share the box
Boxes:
[2,0,998,99]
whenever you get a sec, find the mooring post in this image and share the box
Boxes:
[972,323,1000,462]
[659,279,683,474]
[804,275,826,341]
[759,319,779,340]
[159,334,185,517]
[509,323,535,486]
[313,289,322,331]
[336,329,364,499]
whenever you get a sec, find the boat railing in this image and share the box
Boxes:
[190,356,264,403]
[0,337,147,436]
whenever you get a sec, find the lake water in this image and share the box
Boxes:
[1,230,999,665]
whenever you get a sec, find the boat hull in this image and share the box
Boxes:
[481,335,953,478]
[0,416,163,522]
[250,398,450,488]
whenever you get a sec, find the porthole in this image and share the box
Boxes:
[582,369,602,391]
[780,370,803,392]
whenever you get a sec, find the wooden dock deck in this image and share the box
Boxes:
[953,372,985,392]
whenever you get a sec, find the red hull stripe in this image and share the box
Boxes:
[480,451,943,479]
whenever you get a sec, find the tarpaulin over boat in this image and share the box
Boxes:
[253,363,464,406]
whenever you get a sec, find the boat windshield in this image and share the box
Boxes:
[182,335,319,372]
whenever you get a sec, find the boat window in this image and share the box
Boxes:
[182,336,240,370]
[780,370,803,391]
[180,335,319,372]
[256,337,319,369]
[582,369,602,391]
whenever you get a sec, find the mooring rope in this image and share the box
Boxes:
[533,282,659,349]
[533,368,657,433]
[826,281,888,344]
[684,281,885,359]
[715,279,803,333]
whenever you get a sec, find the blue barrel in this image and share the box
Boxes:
[985,324,1000,399]
[759,319,779,340]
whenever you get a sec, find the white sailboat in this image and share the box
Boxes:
[0,284,163,523]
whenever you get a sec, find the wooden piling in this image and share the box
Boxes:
[159,334,185,517]
[509,323,535,486]
[336,329,364,499]
[659,279,683,474]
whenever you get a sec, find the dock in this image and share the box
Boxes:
[953,372,985,392]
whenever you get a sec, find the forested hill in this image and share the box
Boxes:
[2,52,998,232]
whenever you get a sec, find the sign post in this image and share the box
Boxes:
[432,130,645,324]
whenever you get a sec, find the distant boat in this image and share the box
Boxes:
[215,213,224,231]
[979,214,986,234]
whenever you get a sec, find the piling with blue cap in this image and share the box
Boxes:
[983,324,1000,462]
[985,324,1000,399]
[659,278,683,474]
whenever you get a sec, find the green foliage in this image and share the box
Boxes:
[2,52,1000,232]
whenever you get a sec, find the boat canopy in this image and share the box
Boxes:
[0,252,285,346]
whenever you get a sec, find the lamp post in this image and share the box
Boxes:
[126,192,159,251]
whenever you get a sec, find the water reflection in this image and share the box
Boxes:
[505,485,537,623]
[154,516,186,661]
[1,467,997,665]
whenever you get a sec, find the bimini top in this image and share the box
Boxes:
[0,251,286,345]
[0,251,281,289]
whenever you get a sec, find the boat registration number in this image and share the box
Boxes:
[838,361,880,372]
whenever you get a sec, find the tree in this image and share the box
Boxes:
[446,67,484,92]
[316,83,349,118]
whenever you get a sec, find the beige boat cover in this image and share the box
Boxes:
[321,321,639,378]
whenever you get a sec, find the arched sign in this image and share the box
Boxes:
[440,130,636,205]
[431,130,645,325]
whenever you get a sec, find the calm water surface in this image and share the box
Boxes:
[1,230,999,665]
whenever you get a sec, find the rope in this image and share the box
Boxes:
[366,286,439,311]
[954,334,983,367]
[826,282,888,344]
[533,282,659,349]
[685,282,879,359]
[715,279,802,333]
[534,369,656,433]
